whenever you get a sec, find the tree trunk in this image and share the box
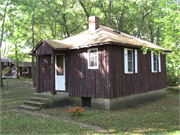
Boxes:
[157,23,160,45]
[0,51,3,87]
[108,0,112,27]
[120,13,124,32]
[54,19,56,39]
[147,21,153,43]
[32,7,36,87]
[62,13,70,37]
[15,44,19,79]
[99,0,109,26]
[0,0,9,87]
[79,0,90,21]
[136,1,154,38]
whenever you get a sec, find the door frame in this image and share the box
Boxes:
[55,54,66,91]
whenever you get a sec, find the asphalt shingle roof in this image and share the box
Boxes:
[32,25,171,53]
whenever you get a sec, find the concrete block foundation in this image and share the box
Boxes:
[34,92,70,108]
[92,88,166,110]
[70,96,82,106]
[34,88,166,110]
[70,88,166,110]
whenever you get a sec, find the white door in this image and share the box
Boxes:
[55,54,65,91]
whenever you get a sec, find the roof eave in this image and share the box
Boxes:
[69,41,144,50]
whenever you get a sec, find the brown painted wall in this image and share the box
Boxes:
[66,45,167,98]
[35,43,167,98]
[19,67,32,78]
[37,55,52,92]
[66,46,110,98]
[36,41,53,55]
[108,45,167,98]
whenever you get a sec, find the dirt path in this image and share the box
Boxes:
[12,109,107,132]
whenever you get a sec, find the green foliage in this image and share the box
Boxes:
[140,46,163,55]
[166,65,180,86]
[1,0,179,85]
[166,86,179,91]
[68,105,85,117]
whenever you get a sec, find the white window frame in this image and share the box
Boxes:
[124,48,133,74]
[134,49,138,73]
[22,68,29,74]
[158,53,161,72]
[88,48,98,69]
[151,53,158,73]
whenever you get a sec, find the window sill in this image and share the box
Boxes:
[88,67,98,69]
[23,73,29,74]
[125,72,134,74]
[152,71,158,73]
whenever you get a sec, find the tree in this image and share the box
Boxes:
[0,0,9,87]
[1,0,179,86]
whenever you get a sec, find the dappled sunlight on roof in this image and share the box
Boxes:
[36,25,170,52]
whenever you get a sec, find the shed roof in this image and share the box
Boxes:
[18,62,33,67]
[32,25,171,53]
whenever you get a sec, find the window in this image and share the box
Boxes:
[4,62,8,65]
[56,55,64,75]
[151,52,161,73]
[22,68,29,74]
[124,48,133,73]
[134,49,138,73]
[88,48,98,69]
[158,53,161,72]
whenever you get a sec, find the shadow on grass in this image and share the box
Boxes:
[1,79,179,134]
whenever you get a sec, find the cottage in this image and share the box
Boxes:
[18,62,34,78]
[30,16,171,110]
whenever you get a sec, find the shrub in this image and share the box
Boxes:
[166,66,179,86]
[68,106,85,117]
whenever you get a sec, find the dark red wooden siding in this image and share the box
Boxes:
[34,42,167,97]
[66,46,110,98]
[38,55,52,92]
[19,67,32,78]
[36,42,53,55]
[67,45,167,98]
[108,45,167,98]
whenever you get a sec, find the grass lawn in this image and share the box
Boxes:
[1,78,179,134]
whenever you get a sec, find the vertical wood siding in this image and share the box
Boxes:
[36,41,53,55]
[19,67,32,78]
[66,46,110,98]
[38,55,52,92]
[108,45,167,98]
[67,45,167,98]
[36,56,40,93]
[35,43,167,97]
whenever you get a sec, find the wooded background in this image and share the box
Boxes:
[0,0,179,86]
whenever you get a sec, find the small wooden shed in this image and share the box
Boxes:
[18,62,33,78]
[30,16,171,110]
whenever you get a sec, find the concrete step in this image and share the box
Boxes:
[24,101,46,108]
[34,92,51,98]
[18,105,40,111]
[29,97,50,103]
